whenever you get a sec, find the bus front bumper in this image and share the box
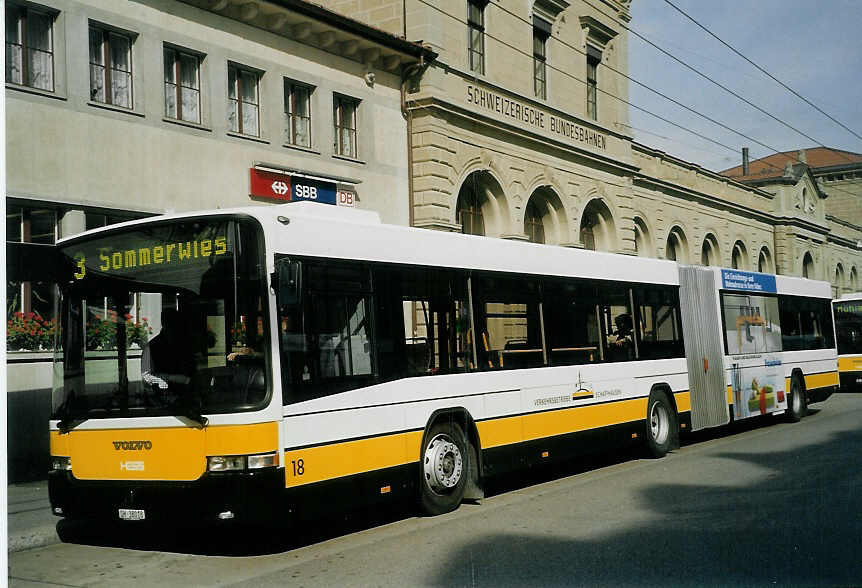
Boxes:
[48,468,284,524]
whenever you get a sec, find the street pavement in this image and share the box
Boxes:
[7,481,57,553]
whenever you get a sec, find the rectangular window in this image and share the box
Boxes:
[635,286,684,360]
[473,275,544,371]
[279,260,375,403]
[600,285,634,362]
[228,64,260,137]
[543,280,601,366]
[467,0,485,75]
[333,94,359,158]
[285,79,312,148]
[371,266,472,381]
[89,24,132,108]
[586,46,600,120]
[5,3,54,91]
[6,206,58,349]
[533,18,550,100]
[722,293,782,355]
[164,46,201,124]
[778,295,835,351]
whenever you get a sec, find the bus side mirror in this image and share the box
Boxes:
[274,259,301,311]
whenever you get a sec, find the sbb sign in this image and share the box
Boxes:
[249,168,355,207]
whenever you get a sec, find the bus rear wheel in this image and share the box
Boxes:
[786,375,807,422]
[645,390,676,458]
[420,421,468,516]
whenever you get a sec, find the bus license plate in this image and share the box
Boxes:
[118,508,146,521]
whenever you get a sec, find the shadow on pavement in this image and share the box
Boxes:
[428,421,862,587]
[55,501,415,557]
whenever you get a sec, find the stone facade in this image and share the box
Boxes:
[319,0,862,293]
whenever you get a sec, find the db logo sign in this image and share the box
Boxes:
[338,190,355,207]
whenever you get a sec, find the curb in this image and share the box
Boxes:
[7,525,60,553]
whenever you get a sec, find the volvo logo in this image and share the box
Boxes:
[113,441,153,451]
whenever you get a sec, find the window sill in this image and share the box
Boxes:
[283,142,320,155]
[332,154,366,165]
[5,83,66,101]
[163,117,212,132]
[87,101,145,117]
[227,131,270,145]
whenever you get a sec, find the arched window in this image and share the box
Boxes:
[701,233,719,266]
[731,241,748,270]
[851,267,859,292]
[665,226,688,262]
[456,179,485,236]
[524,200,545,244]
[802,252,815,279]
[633,217,653,257]
[579,199,616,252]
[757,247,773,274]
[834,263,845,297]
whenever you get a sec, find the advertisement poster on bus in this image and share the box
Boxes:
[731,358,787,419]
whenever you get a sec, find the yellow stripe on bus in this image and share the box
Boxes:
[284,431,423,488]
[675,391,692,413]
[804,371,839,390]
[478,397,649,450]
[838,356,862,373]
[285,396,662,488]
[783,371,840,392]
[50,421,278,481]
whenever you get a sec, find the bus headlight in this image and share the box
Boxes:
[207,455,246,471]
[207,452,279,472]
[51,456,72,471]
[247,452,279,469]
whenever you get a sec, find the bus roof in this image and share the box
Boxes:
[57,202,834,296]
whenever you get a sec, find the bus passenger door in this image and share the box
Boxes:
[678,266,729,430]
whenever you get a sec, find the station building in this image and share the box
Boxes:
[5,0,862,480]
[321,0,861,287]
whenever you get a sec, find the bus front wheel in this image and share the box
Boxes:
[645,390,676,458]
[786,375,807,422]
[420,421,468,516]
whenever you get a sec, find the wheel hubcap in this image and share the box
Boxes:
[423,434,463,493]
[650,401,670,445]
[792,382,801,412]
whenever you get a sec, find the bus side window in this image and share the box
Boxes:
[601,287,634,362]
[543,279,601,365]
[472,275,543,371]
[284,261,374,403]
[373,266,471,379]
[635,286,684,360]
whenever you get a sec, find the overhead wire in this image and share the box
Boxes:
[579,0,862,170]
[410,0,859,198]
[662,0,862,143]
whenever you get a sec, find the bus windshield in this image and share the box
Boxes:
[835,299,862,355]
[52,216,270,423]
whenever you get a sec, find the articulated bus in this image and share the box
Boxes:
[834,293,862,392]
[48,203,838,523]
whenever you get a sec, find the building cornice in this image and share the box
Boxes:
[179,0,436,72]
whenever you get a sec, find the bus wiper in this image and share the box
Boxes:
[56,399,86,434]
[57,417,86,434]
[177,409,208,429]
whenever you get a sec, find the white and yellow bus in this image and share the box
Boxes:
[834,293,862,392]
[48,203,838,522]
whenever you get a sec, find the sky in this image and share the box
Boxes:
[628,0,862,173]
